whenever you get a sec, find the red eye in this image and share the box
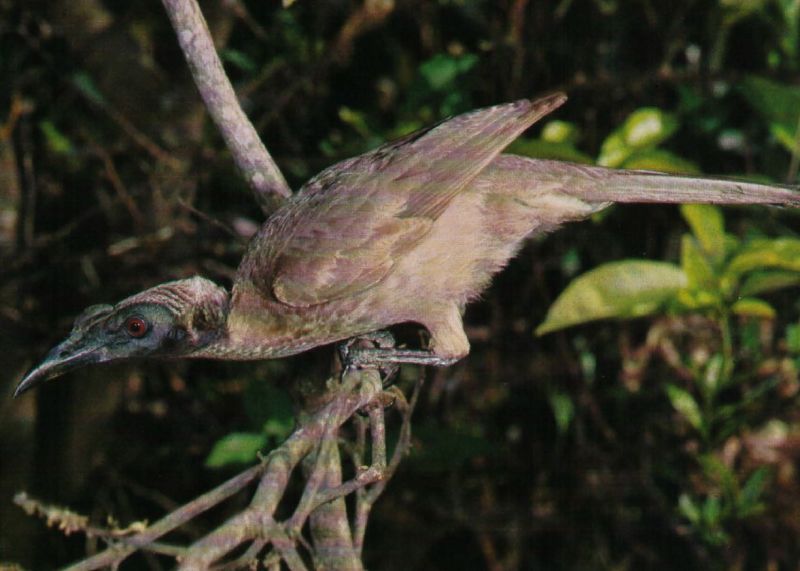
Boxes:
[125,317,148,338]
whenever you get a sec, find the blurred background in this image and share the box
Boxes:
[2,0,800,569]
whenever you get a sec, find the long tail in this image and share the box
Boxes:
[475,154,800,255]
[489,155,800,207]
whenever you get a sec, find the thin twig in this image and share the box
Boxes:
[64,462,265,571]
[160,0,292,214]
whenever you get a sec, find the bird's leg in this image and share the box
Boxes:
[347,348,461,367]
[347,308,468,369]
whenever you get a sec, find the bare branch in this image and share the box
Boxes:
[29,364,409,570]
[63,462,265,571]
[160,0,292,213]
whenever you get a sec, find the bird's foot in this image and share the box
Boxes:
[339,330,399,386]
[347,347,460,368]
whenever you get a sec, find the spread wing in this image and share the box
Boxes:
[260,93,567,307]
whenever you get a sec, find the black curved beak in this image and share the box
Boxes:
[14,337,105,398]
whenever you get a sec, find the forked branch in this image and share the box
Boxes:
[17,367,422,570]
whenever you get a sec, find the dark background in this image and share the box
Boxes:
[1,1,800,569]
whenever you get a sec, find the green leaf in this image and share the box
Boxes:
[731,297,776,318]
[507,138,593,164]
[740,270,800,296]
[738,467,770,516]
[541,120,580,144]
[679,494,702,524]
[622,108,679,148]
[700,453,738,494]
[666,384,703,430]
[536,260,687,334]
[548,391,575,435]
[418,53,478,91]
[39,121,74,155]
[726,238,800,276]
[597,131,631,167]
[702,495,722,526]
[681,235,716,289]
[621,149,700,174]
[205,432,267,468]
[770,122,800,155]
[220,48,258,73]
[740,75,800,131]
[702,354,725,395]
[787,323,800,353]
[680,204,726,262]
[71,71,107,106]
[597,108,678,167]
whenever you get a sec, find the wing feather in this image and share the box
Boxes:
[257,93,567,307]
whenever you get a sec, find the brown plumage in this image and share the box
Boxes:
[15,93,800,395]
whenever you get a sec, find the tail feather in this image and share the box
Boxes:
[489,155,800,207]
[582,166,800,206]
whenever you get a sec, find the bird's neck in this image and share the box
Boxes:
[187,286,316,361]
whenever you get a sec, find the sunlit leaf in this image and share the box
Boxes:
[536,260,687,334]
[681,235,716,289]
[622,108,679,148]
[597,132,631,167]
[679,494,702,524]
[205,432,267,468]
[666,384,703,430]
[507,138,593,164]
[597,108,678,167]
[731,297,776,318]
[622,149,700,174]
[681,204,726,262]
[726,238,800,276]
[541,120,580,144]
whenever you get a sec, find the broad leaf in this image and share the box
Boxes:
[597,108,679,167]
[621,108,679,148]
[731,297,776,318]
[740,75,800,131]
[541,120,580,144]
[622,149,700,174]
[726,238,800,276]
[681,235,716,289]
[536,260,687,334]
[507,138,593,164]
[681,204,725,262]
[205,432,267,468]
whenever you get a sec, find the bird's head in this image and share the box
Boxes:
[14,276,229,397]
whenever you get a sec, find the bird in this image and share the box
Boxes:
[14,92,800,396]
